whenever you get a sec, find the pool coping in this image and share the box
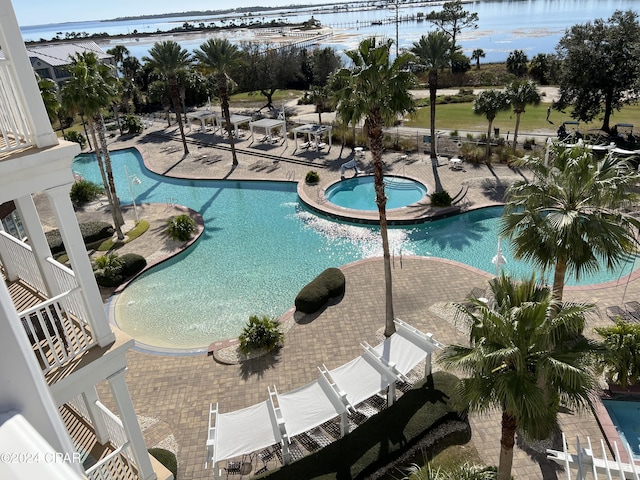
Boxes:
[595,390,640,464]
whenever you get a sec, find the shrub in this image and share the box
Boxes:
[595,319,640,388]
[63,130,87,149]
[166,214,196,241]
[430,190,453,207]
[119,253,147,277]
[295,267,346,314]
[46,221,114,255]
[70,179,104,207]
[94,252,124,287]
[122,114,144,135]
[305,170,320,184]
[238,315,284,354]
[148,448,178,480]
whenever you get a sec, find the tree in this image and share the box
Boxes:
[596,319,640,388]
[439,273,600,480]
[37,76,60,125]
[309,47,342,87]
[556,10,640,132]
[528,53,559,85]
[411,32,452,163]
[505,80,540,151]
[193,38,243,167]
[61,52,125,239]
[500,146,640,301]
[472,89,510,162]
[505,49,528,77]
[106,45,129,78]
[426,0,479,58]
[334,38,415,337]
[471,48,485,70]
[143,41,192,155]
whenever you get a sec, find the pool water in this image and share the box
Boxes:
[324,176,427,210]
[72,149,640,349]
[601,399,640,456]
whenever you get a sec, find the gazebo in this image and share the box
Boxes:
[293,124,332,151]
[187,110,218,132]
[218,114,252,138]
[249,118,287,145]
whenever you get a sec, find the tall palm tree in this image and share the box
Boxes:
[193,38,243,166]
[334,38,415,337]
[106,45,129,78]
[37,76,60,126]
[471,48,485,69]
[505,80,540,152]
[439,273,600,480]
[61,52,125,239]
[501,145,640,301]
[411,32,452,163]
[472,89,510,162]
[143,41,192,155]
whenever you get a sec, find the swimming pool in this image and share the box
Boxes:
[72,149,639,349]
[601,399,640,457]
[324,176,427,211]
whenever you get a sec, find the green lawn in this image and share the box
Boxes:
[405,101,640,138]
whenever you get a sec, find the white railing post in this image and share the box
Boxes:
[0,224,19,282]
[0,231,46,293]
[81,389,110,444]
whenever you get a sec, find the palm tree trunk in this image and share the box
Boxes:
[486,119,493,162]
[169,78,189,155]
[497,410,517,480]
[552,256,568,301]
[429,70,437,161]
[368,113,396,337]
[94,113,125,240]
[512,111,522,152]
[220,75,238,166]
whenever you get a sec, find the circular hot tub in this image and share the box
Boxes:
[324,175,428,211]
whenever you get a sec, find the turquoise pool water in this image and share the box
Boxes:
[324,176,427,211]
[72,149,639,349]
[601,399,640,456]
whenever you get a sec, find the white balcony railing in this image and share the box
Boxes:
[0,230,46,295]
[85,443,136,480]
[19,287,97,372]
[0,58,33,153]
[95,401,136,464]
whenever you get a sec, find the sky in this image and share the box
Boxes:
[12,0,331,26]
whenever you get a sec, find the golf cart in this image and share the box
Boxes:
[557,121,582,142]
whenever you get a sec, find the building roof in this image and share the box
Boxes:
[26,41,111,67]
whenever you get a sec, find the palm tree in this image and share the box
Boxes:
[61,52,125,239]
[143,41,192,155]
[334,38,415,337]
[471,48,485,69]
[596,319,640,388]
[193,38,243,166]
[501,145,640,301]
[472,89,510,162]
[411,32,452,164]
[37,76,60,126]
[106,45,129,78]
[505,80,540,152]
[439,273,600,480]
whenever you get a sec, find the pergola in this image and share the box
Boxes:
[218,114,252,138]
[249,118,287,145]
[187,110,218,132]
[293,124,332,151]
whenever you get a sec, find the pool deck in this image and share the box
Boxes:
[82,117,640,479]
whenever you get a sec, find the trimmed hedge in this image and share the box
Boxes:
[46,221,114,255]
[295,268,346,314]
[149,448,178,479]
[260,371,468,480]
[119,253,147,277]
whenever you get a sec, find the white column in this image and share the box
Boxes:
[107,368,156,480]
[14,195,62,297]
[0,0,58,148]
[44,185,115,346]
[81,387,110,444]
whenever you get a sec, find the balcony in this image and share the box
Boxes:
[0,57,34,158]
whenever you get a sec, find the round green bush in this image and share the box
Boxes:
[305,170,320,183]
[238,315,284,354]
[119,253,147,277]
[63,130,87,149]
[295,267,346,314]
[166,214,196,241]
[148,448,178,479]
[430,190,453,207]
[70,179,103,206]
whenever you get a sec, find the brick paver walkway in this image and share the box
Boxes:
[86,117,638,480]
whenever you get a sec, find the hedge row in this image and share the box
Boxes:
[294,268,346,314]
[46,221,114,255]
[95,253,147,288]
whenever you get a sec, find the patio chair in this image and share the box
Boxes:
[223,461,241,477]
[606,305,632,322]
[625,301,640,322]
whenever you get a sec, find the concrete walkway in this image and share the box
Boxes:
[83,113,636,480]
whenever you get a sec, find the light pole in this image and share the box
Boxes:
[124,165,142,223]
[492,237,507,277]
